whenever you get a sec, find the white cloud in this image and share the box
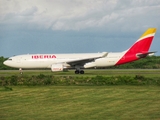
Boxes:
[0,0,160,31]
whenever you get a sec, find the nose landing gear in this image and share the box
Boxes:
[19,68,23,74]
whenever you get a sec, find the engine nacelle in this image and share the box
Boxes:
[51,63,63,72]
[84,62,96,68]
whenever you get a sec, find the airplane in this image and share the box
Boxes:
[3,28,157,74]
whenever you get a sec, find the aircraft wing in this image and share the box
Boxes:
[65,52,108,66]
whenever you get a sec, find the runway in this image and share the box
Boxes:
[0,69,160,77]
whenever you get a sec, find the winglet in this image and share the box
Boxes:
[101,52,108,58]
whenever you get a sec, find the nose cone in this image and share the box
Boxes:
[3,60,13,67]
[3,57,18,68]
[3,60,8,66]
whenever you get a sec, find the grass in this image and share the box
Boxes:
[0,86,160,120]
[0,69,160,119]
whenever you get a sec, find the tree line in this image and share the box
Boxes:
[0,56,160,70]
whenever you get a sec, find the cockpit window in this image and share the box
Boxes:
[8,59,12,61]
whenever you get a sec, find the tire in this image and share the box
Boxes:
[80,70,84,74]
[75,70,79,74]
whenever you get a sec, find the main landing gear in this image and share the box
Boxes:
[75,69,84,74]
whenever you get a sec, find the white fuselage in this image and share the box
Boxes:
[3,52,125,69]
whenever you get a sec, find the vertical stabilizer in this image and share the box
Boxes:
[116,28,157,65]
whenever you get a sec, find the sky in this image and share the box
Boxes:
[0,0,160,57]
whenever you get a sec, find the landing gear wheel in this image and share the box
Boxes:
[75,70,79,74]
[80,70,84,74]
[19,68,23,74]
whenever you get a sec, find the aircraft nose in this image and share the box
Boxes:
[3,61,8,66]
[3,60,11,66]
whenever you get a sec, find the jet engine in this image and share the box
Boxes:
[51,63,64,72]
[84,62,96,68]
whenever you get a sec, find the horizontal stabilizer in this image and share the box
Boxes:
[136,51,156,58]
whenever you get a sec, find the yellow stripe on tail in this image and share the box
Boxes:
[140,28,156,39]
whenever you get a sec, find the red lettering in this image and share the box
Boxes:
[39,55,43,59]
[32,55,56,59]
[44,55,48,58]
[32,55,37,59]
[52,55,56,58]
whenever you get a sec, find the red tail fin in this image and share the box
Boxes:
[116,28,157,65]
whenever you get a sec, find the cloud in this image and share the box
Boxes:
[20,6,38,16]
[0,0,160,57]
[0,0,160,31]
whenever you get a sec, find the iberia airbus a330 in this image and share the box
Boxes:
[3,28,157,74]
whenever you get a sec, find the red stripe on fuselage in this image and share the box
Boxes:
[116,36,154,65]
